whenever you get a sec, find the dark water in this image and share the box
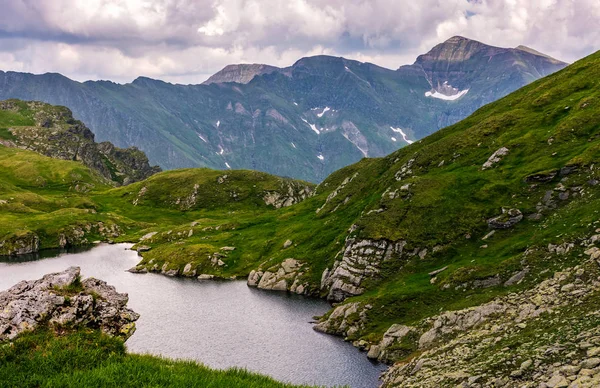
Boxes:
[0,244,385,387]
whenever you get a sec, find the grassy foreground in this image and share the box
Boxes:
[0,329,314,388]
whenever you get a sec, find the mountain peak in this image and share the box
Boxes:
[203,64,280,85]
[444,35,477,44]
[417,36,491,64]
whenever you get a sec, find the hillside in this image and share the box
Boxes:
[0,99,160,185]
[0,102,314,256]
[0,36,566,182]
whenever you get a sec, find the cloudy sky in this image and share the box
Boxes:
[0,0,598,84]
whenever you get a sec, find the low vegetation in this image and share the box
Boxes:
[0,329,313,388]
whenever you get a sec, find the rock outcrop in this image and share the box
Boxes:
[321,238,407,302]
[0,231,40,256]
[313,302,371,338]
[263,182,314,208]
[0,267,139,341]
[487,208,523,229]
[0,100,160,186]
[247,258,310,294]
[482,147,509,170]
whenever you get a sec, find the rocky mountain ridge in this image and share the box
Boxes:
[203,63,280,84]
[0,99,160,185]
[0,36,567,182]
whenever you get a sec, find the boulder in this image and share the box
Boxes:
[139,231,157,241]
[136,245,152,252]
[247,259,307,294]
[0,231,40,256]
[0,267,139,341]
[487,208,523,229]
[482,147,509,169]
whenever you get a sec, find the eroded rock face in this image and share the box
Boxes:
[321,238,407,302]
[313,302,371,339]
[263,182,314,208]
[0,232,39,256]
[0,267,139,341]
[247,258,309,295]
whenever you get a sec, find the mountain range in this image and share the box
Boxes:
[0,36,566,182]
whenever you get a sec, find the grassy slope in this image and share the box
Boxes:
[0,329,313,388]
[0,145,125,248]
[307,50,600,337]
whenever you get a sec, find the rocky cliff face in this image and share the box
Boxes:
[320,237,407,302]
[203,64,280,85]
[247,258,311,295]
[0,100,160,185]
[0,267,139,341]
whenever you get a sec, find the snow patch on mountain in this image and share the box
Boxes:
[301,118,320,134]
[291,142,296,148]
[216,120,220,128]
[317,106,330,118]
[225,162,231,169]
[391,137,397,142]
[197,133,208,143]
[425,89,469,100]
[425,81,469,101]
[317,154,324,161]
[390,127,414,144]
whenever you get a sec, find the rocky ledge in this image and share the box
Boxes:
[320,237,409,302]
[247,258,311,295]
[0,267,139,341]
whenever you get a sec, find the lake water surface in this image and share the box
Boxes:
[0,244,385,387]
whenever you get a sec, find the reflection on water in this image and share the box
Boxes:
[0,245,95,263]
[0,243,385,388]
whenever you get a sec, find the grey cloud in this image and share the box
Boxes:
[0,0,597,83]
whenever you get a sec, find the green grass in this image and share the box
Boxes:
[0,329,315,388]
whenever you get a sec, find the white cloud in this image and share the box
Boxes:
[0,0,597,83]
